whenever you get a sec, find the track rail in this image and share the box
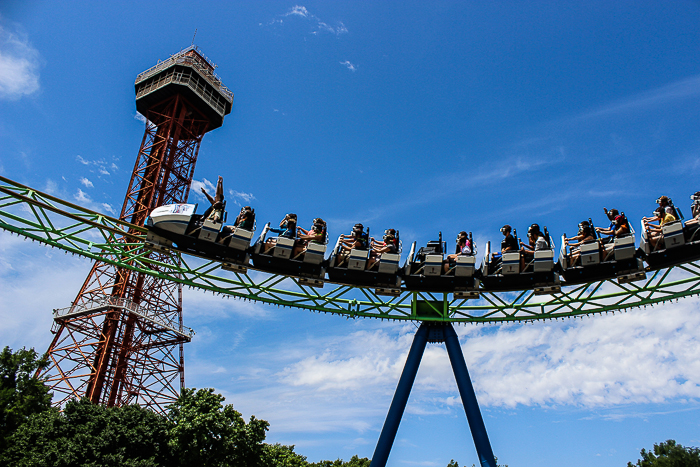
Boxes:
[3,174,700,323]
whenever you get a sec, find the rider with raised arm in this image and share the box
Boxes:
[201,176,225,223]
[595,208,630,243]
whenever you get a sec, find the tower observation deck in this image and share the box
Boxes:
[135,45,233,130]
[39,46,232,413]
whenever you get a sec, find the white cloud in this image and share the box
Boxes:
[270,6,348,36]
[74,188,90,203]
[285,5,310,18]
[101,203,116,215]
[244,300,700,433]
[0,23,41,100]
[0,234,90,352]
[75,155,116,177]
[43,179,59,195]
[79,177,93,188]
[229,189,255,204]
[134,113,154,126]
[340,60,357,72]
[190,178,216,201]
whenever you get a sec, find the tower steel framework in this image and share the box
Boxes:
[37,46,233,412]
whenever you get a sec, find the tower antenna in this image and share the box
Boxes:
[191,28,197,46]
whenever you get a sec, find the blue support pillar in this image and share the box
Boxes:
[443,324,497,467]
[370,323,429,467]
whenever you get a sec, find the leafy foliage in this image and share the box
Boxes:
[167,387,269,467]
[453,456,507,467]
[309,455,371,467]
[264,443,310,467]
[0,346,52,452]
[1,398,172,467]
[0,347,370,467]
[627,439,700,467]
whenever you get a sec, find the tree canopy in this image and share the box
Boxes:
[0,346,52,452]
[0,347,372,467]
[627,439,700,467]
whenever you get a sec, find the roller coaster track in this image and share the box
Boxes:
[2,174,700,324]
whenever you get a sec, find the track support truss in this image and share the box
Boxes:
[3,174,700,324]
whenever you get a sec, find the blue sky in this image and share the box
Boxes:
[2,1,700,466]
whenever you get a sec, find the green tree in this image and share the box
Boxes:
[627,439,700,467]
[1,397,172,466]
[0,346,52,451]
[310,455,371,467]
[167,387,269,467]
[463,456,507,467]
[263,443,310,467]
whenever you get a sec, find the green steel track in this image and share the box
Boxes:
[2,174,700,324]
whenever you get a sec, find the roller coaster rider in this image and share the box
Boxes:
[443,231,473,274]
[367,229,398,270]
[492,225,518,260]
[564,221,596,267]
[340,223,369,252]
[201,176,225,223]
[293,218,327,259]
[264,213,297,253]
[644,207,677,250]
[684,192,700,240]
[595,208,630,244]
[520,224,548,270]
[234,206,254,230]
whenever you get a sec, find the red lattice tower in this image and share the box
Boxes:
[38,46,233,412]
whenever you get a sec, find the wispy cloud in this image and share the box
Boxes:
[0,22,41,100]
[267,5,348,36]
[79,177,93,188]
[134,112,154,126]
[340,60,357,72]
[229,189,255,205]
[70,187,115,215]
[75,155,118,177]
[574,74,700,121]
[190,178,216,202]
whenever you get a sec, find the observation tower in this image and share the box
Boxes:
[38,46,233,412]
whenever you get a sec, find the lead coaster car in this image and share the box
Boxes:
[402,233,480,299]
[639,218,700,271]
[559,222,645,285]
[326,232,402,296]
[249,223,327,287]
[146,203,254,271]
[480,229,560,294]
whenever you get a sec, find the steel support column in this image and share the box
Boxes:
[444,324,496,467]
[370,323,429,467]
[370,323,496,467]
